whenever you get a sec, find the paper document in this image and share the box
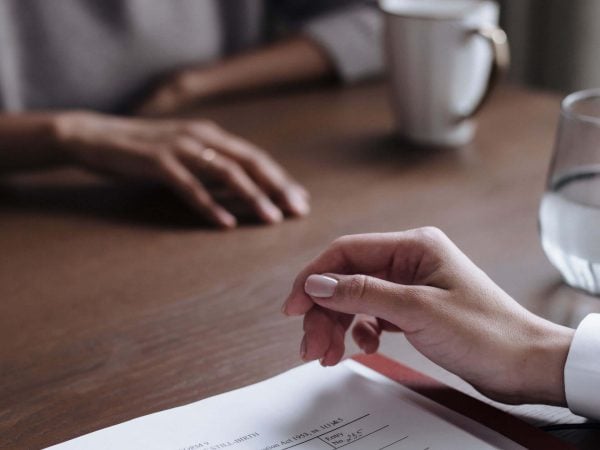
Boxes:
[47,359,524,450]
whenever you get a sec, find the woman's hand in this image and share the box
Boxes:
[137,37,334,117]
[282,227,574,406]
[53,112,309,228]
[137,69,214,117]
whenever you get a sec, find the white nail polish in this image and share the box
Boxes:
[304,275,338,298]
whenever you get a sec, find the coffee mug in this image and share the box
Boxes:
[380,0,509,147]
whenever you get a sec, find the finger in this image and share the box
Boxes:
[352,317,402,354]
[351,316,404,355]
[321,321,347,367]
[320,309,353,366]
[302,273,444,333]
[155,155,236,228]
[352,316,382,354]
[241,155,309,218]
[302,306,337,362]
[181,146,284,224]
[282,228,453,316]
[302,306,352,366]
[189,124,310,216]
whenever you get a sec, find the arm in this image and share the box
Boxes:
[138,3,384,116]
[0,113,68,172]
[137,36,335,116]
[0,111,309,227]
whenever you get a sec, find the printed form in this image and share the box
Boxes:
[47,360,524,450]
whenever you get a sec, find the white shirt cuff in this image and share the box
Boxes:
[303,5,384,83]
[564,313,600,420]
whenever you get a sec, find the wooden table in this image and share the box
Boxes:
[2,83,600,449]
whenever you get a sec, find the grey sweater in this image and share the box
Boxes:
[0,0,383,112]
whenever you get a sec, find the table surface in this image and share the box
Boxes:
[2,83,600,449]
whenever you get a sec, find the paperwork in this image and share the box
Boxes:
[47,359,524,450]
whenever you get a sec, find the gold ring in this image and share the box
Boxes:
[199,148,217,167]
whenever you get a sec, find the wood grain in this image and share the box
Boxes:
[1,83,599,449]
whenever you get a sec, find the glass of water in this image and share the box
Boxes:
[540,89,600,295]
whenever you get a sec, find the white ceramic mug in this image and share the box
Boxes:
[380,0,509,147]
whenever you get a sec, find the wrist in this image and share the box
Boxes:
[174,67,227,101]
[518,318,574,406]
[49,110,102,163]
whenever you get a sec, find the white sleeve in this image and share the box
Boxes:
[302,5,384,83]
[564,313,600,420]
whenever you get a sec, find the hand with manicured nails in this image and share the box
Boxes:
[282,227,575,406]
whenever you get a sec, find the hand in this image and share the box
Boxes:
[282,227,574,406]
[137,37,335,117]
[53,112,309,227]
[137,69,211,117]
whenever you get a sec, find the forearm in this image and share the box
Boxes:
[179,36,335,100]
[0,112,71,173]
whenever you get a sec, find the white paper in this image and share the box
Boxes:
[46,359,525,450]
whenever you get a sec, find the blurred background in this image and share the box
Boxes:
[499,0,600,93]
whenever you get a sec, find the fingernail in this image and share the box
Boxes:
[304,274,338,298]
[262,201,283,223]
[217,211,237,228]
[300,335,307,360]
[289,191,310,216]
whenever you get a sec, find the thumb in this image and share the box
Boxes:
[304,274,429,330]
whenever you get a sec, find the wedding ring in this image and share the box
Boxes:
[199,148,217,168]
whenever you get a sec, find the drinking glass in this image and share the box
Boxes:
[540,89,600,295]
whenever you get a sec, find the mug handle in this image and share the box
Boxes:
[461,26,510,119]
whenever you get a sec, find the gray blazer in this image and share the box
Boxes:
[0,0,383,112]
